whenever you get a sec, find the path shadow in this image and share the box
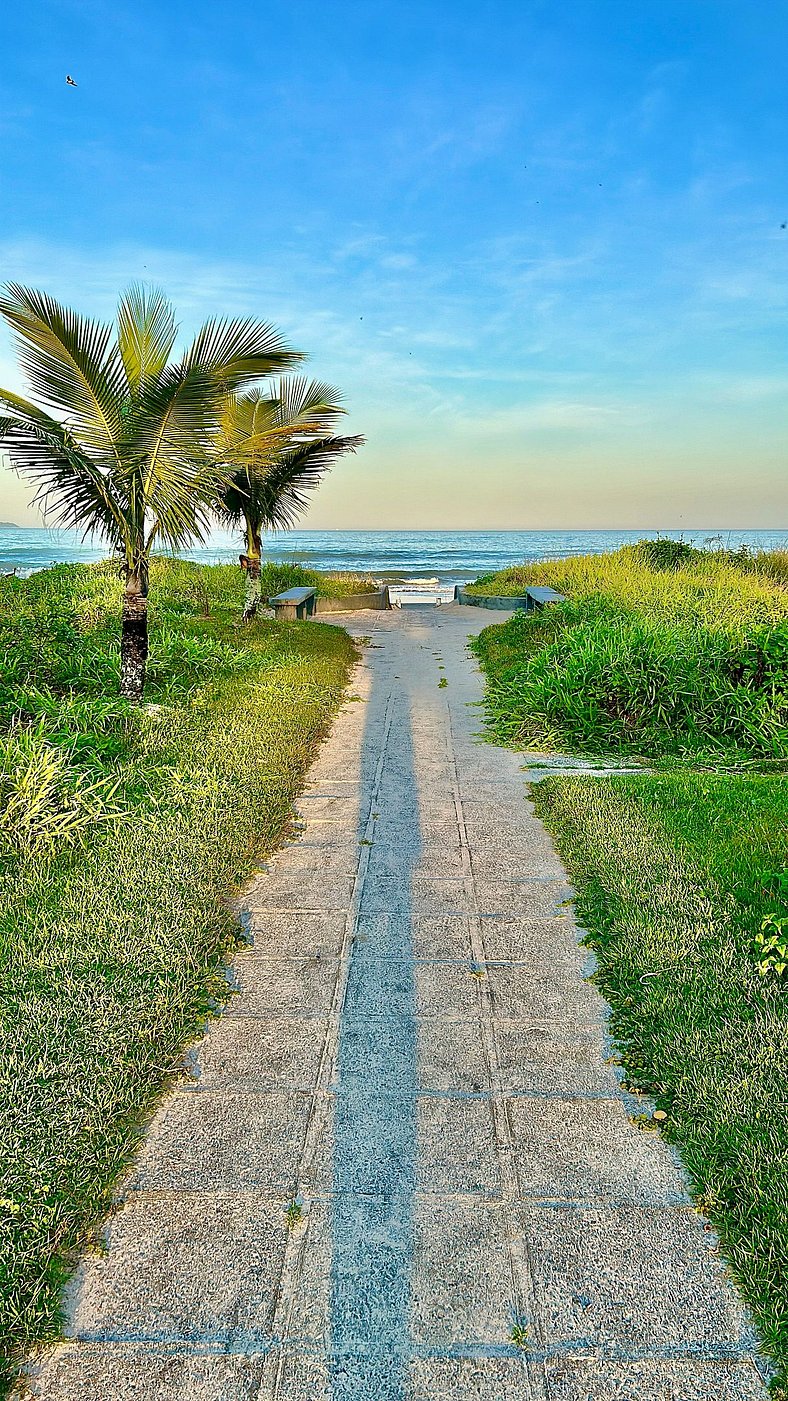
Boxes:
[329,654,420,1399]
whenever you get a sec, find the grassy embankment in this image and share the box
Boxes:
[0,558,356,1389]
[471,541,788,1389]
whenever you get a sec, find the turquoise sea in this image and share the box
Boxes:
[1,525,786,584]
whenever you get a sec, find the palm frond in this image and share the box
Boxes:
[255,434,364,532]
[268,376,345,432]
[184,317,304,394]
[146,455,229,552]
[0,390,126,546]
[214,377,347,474]
[117,284,177,392]
[0,284,126,463]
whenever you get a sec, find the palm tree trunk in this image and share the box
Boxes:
[120,568,149,701]
[242,524,263,621]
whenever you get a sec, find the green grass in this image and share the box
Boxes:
[534,772,788,1389]
[0,557,355,1388]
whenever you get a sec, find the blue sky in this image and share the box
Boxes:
[0,0,786,528]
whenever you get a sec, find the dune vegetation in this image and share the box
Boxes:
[471,540,788,762]
[472,541,788,1389]
[0,557,356,1387]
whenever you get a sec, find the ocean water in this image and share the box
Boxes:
[1,525,786,584]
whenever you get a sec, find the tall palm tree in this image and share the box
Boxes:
[0,284,302,698]
[214,378,364,619]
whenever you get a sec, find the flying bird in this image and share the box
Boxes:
[66,75,77,86]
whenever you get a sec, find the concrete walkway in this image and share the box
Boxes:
[25,606,767,1400]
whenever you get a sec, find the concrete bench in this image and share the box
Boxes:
[525,586,566,608]
[269,586,317,620]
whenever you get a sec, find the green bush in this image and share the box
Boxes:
[475,598,788,759]
[626,536,701,570]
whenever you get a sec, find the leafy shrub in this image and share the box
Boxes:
[255,562,378,601]
[470,543,788,760]
[143,633,257,697]
[626,537,701,570]
[755,914,788,979]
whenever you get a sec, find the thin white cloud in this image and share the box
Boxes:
[455,401,637,436]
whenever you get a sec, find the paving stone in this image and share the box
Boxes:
[495,1021,618,1098]
[523,1202,757,1353]
[458,778,537,803]
[258,1352,415,1400]
[279,1197,517,1357]
[22,1344,266,1401]
[343,958,482,1020]
[376,759,454,789]
[478,915,589,969]
[314,1092,500,1196]
[361,874,472,915]
[410,1357,533,1399]
[188,1016,327,1091]
[67,1193,286,1343]
[303,780,368,799]
[337,1015,490,1094]
[244,872,356,911]
[241,910,348,959]
[475,879,574,919]
[256,1353,332,1401]
[416,1018,492,1092]
[287,825,364,851]
[257,845,361,877]
[415,1094,501,1195]
[282,1195,411,1357]
[228,956,340,1018]
[376,817,464,848]
[366,841,466,878]
[541,1356,769,1400]
[410,1198,519,1344]
[485,958,602,1024]
[461,803,547,845]
[129,1090,311,1193]
[294,795,364,827]
[508,1096,689,1205]
[470,844,567,881]
[353,912,473,960]
[465,819,558,849]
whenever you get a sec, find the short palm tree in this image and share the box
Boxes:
[214,378,364,619]
[0,284,302,698]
